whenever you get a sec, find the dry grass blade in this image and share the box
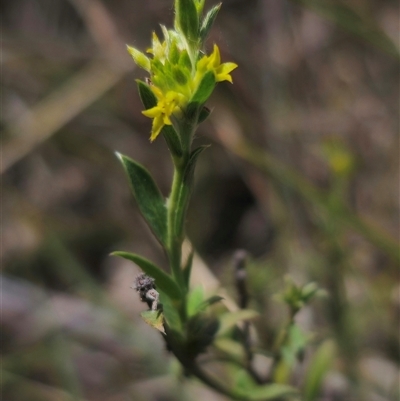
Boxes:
[2,61,133,174]
[68,0,131,66]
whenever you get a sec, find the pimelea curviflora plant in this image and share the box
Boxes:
[112,1,328,400]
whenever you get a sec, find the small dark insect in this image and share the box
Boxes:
[132,273,159,310]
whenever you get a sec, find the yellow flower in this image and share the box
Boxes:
[197,44,238,83]
[142,87,185,141]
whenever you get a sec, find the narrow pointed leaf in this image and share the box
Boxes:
[162,125,183,158]
[187,289,223,318]
[190,70,216,104]
[237,383,298,400]
[200,295,224,309]
[127,46,151,71]
[175,0,199,43]
[183,249,194,288]
[200,3,221,43]
[159,290,182,331]
[116,153,167,244]
[184,146,209,186]
[304,340,336,401]
[215,338,246,360]
[136,80,157,109]
[217,310,259,336]
[194,0,205,15]
[141,310,165,334]
[190,295,224,317]
[187,286,205,317]
[185,101,200,124]
[198,106,211,124]
[112,251,181,300]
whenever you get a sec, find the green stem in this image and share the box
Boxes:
[167,120,196,293]
[168,163,186,290]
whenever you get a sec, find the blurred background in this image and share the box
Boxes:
[2,0,399,400]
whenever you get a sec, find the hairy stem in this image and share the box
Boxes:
[167,164,186,290]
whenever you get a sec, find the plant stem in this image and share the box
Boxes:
[167,120,195,293]
[168,163,186,290]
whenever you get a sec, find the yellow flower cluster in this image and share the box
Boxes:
[142,87,186,141]
[128,25,237,141]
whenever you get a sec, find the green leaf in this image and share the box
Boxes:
[141,310,165,334]
[198,106,211,124]
[194,0,205,15]
[234,368,259,391]
[214,338,246,361]
[112,251,181,300]
[199,3,221,44]
[301,282,319,302]
[127,46,151,71]
[196,295,224,313]
[184,146,209,185]
[116,153,167,245]
[169,40,180,64]
[190,70,216,104]
[202,295,224,307]
[232,368,298,399]
[178,49,192,71]
[182,250,194,288]
[162,125,183,159]
[303,340,336,401]
[153,59,179,93]
[187,289,224,318]
[136,80,157,109]
[187,285,205,317]
[159,290,182,331]
[174,0,199,44]
[281,324,309,366]
[217,310,259,336]
[186,290,223,317]
[184,101,201,124]
[172,66,188,85]
[237,383,298,400]
[186,314,219,356]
